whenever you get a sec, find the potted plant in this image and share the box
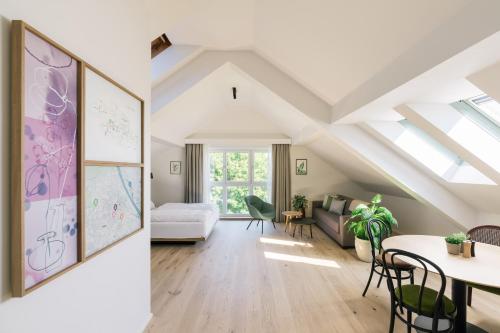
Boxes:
[346,194,398,262]
[292,194,308,217]
[445,232,468,255]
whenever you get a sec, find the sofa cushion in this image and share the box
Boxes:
[313,208,340,233]
[328,199,346,215]
[322,194,334,210]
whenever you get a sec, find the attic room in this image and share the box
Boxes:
[1,1,500,333]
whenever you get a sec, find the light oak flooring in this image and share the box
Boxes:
[148,221,500,333]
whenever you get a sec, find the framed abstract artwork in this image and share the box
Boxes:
[296,159,307,175]
[82,64,144,259]
[84,166,142,256]
[84,66,142,164]
[170,161,181,175]
[11,21,144,297]
[11,21,82,296]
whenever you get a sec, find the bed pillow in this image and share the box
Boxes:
[150,201,156,209]
[328,199,346,215]
[322,194,334,210]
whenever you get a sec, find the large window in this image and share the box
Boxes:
[209,149,271,216]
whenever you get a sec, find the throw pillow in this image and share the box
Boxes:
[329,199,346,215]
[322,194,334,210]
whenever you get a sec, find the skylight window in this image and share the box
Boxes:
[151,33,172,58]
[369,120,495,185]
[451,95,500,141]
[468,95,500,127]
[398,120,462,177]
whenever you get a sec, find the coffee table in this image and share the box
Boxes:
[281,210,302,232]
[290,218,316,238]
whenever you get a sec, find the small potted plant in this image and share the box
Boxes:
[346,194,398,262]
[445,232,468,255]
[292,194,308,217]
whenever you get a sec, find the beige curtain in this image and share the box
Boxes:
[185,144,204,203]
[272,144,291,222]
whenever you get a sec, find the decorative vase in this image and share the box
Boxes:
[446,242,461,255]
[355,237,372,262]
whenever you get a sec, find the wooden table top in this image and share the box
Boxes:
[282,211,302,217]
[383,235,500,289]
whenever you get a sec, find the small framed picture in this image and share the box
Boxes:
[170,161,181,175]
[296,159,307,175]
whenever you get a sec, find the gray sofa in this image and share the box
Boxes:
[312,195,363,248]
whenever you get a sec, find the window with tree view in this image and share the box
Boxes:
[209,149,271,216]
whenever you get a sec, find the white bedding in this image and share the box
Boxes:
[151,202,219,240]
[155,203,219,217]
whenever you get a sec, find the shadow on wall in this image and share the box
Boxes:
[0,15,12,302]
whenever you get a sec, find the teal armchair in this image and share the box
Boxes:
[244,195,276,234]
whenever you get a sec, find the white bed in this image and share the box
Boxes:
[151,203,219,241]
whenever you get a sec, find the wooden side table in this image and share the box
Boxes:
[282,210,302,232]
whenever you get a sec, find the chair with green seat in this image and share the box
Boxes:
[466,225,500,306]
[244,195,276,234]
[362,219,415,297]
[382,248,457,333]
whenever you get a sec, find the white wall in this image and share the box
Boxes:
[295,145,462,235]
[0,1,151,332]
[370,194,461,236]
[290,145,367,217]
[151,141,185,204]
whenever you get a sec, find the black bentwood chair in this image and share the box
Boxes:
[362,219,415,297]
[382,249,457,333]
[466,225,500,306]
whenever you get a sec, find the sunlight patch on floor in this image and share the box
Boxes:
[264,251,340,268]
[259,237,313,248]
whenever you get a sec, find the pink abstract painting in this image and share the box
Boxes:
[23,30,78,289]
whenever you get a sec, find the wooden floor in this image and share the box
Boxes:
[148,221,500,333]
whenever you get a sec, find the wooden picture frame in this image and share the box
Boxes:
[170,161,181,175]
[81,63,144,259]
[11,21,144,297]
[296,159,307,175]
[11,21,84,296]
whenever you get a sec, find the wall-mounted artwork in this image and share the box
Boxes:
[170,161,181,175]
[12,21,145,297]
[84,166,142,256]
[296,159,308,175]
[11,22,81,296]
[84,67,142,163]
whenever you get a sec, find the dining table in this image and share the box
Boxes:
[383,235,500,333]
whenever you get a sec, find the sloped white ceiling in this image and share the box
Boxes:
[253,0,471,104]
[148,1,500,228]
[146,0,254,49]
[147,0,472,104]
[151,63,312,145]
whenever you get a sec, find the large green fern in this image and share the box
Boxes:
[346,194,398,249]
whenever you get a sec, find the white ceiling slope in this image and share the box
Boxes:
[152,50,331,122]
[151,63,317,146]
[149,1,500,229]
[147,0,477,106]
